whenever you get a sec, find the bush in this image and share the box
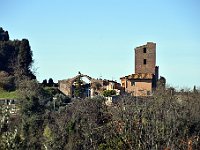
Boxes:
[0,71,15,91]
[103,90,116,97]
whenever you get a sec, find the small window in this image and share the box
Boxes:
[131,81,135,86]
[143,47,146,53]
[147,91,151,95]
[143,59,147,64]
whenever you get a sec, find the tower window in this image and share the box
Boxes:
[131,81,135,86]
[143,47,146,53]
[143,59,147,64]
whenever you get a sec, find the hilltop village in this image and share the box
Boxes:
[0,27,166,100]
[1,27,200,149]
[58,42,166,98]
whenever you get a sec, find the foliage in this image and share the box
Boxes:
[0,27,9,41]
[0,71,15,91]
[2,79,52,149]
[1,85,200,149]
[0,27,35,92]
[42,78,58,88]
[42,79,47,86]
[17,39,33,76]
[73,76,85,98]
[0,28,40,149]
[91,82,102,91]
[17,79,42,99]
[47,89,200,149]
[0,39,34,78]
[44,87,59,96]
[103,90,116,97]
[48,78,54,87]
[43,125,53,142]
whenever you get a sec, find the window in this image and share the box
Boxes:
[143,47,146,53]
[122,83,125,87]
[131,81,135,86]
[147,91,151,95]
[143,59,147,64]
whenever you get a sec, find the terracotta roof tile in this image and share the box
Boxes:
[120,73,153,80]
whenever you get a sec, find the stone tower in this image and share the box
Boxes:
[120,42,163,96]
[135,42,156,74]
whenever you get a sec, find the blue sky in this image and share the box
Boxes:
[1,0,200,88]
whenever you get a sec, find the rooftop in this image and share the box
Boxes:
[120,73,153,80]
[135,42,156,49]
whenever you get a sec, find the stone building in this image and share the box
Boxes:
[120,42,162,96]
[58,73,101,98]
[103,80,122,95]
[58,73,122,98]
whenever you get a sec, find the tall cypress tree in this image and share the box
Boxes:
[74,77,84,98]
[17,39,33,76]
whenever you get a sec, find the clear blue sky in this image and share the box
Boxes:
[1,0,200,88]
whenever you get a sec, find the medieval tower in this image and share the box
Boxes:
[135,42,156,74]
[120,42,160,96]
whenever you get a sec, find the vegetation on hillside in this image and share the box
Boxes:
[103,90,116,97]
[0,27,35,93]
[0,27,200,150]
[1,81,200,149]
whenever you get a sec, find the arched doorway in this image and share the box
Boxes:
[71,75,92,98]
